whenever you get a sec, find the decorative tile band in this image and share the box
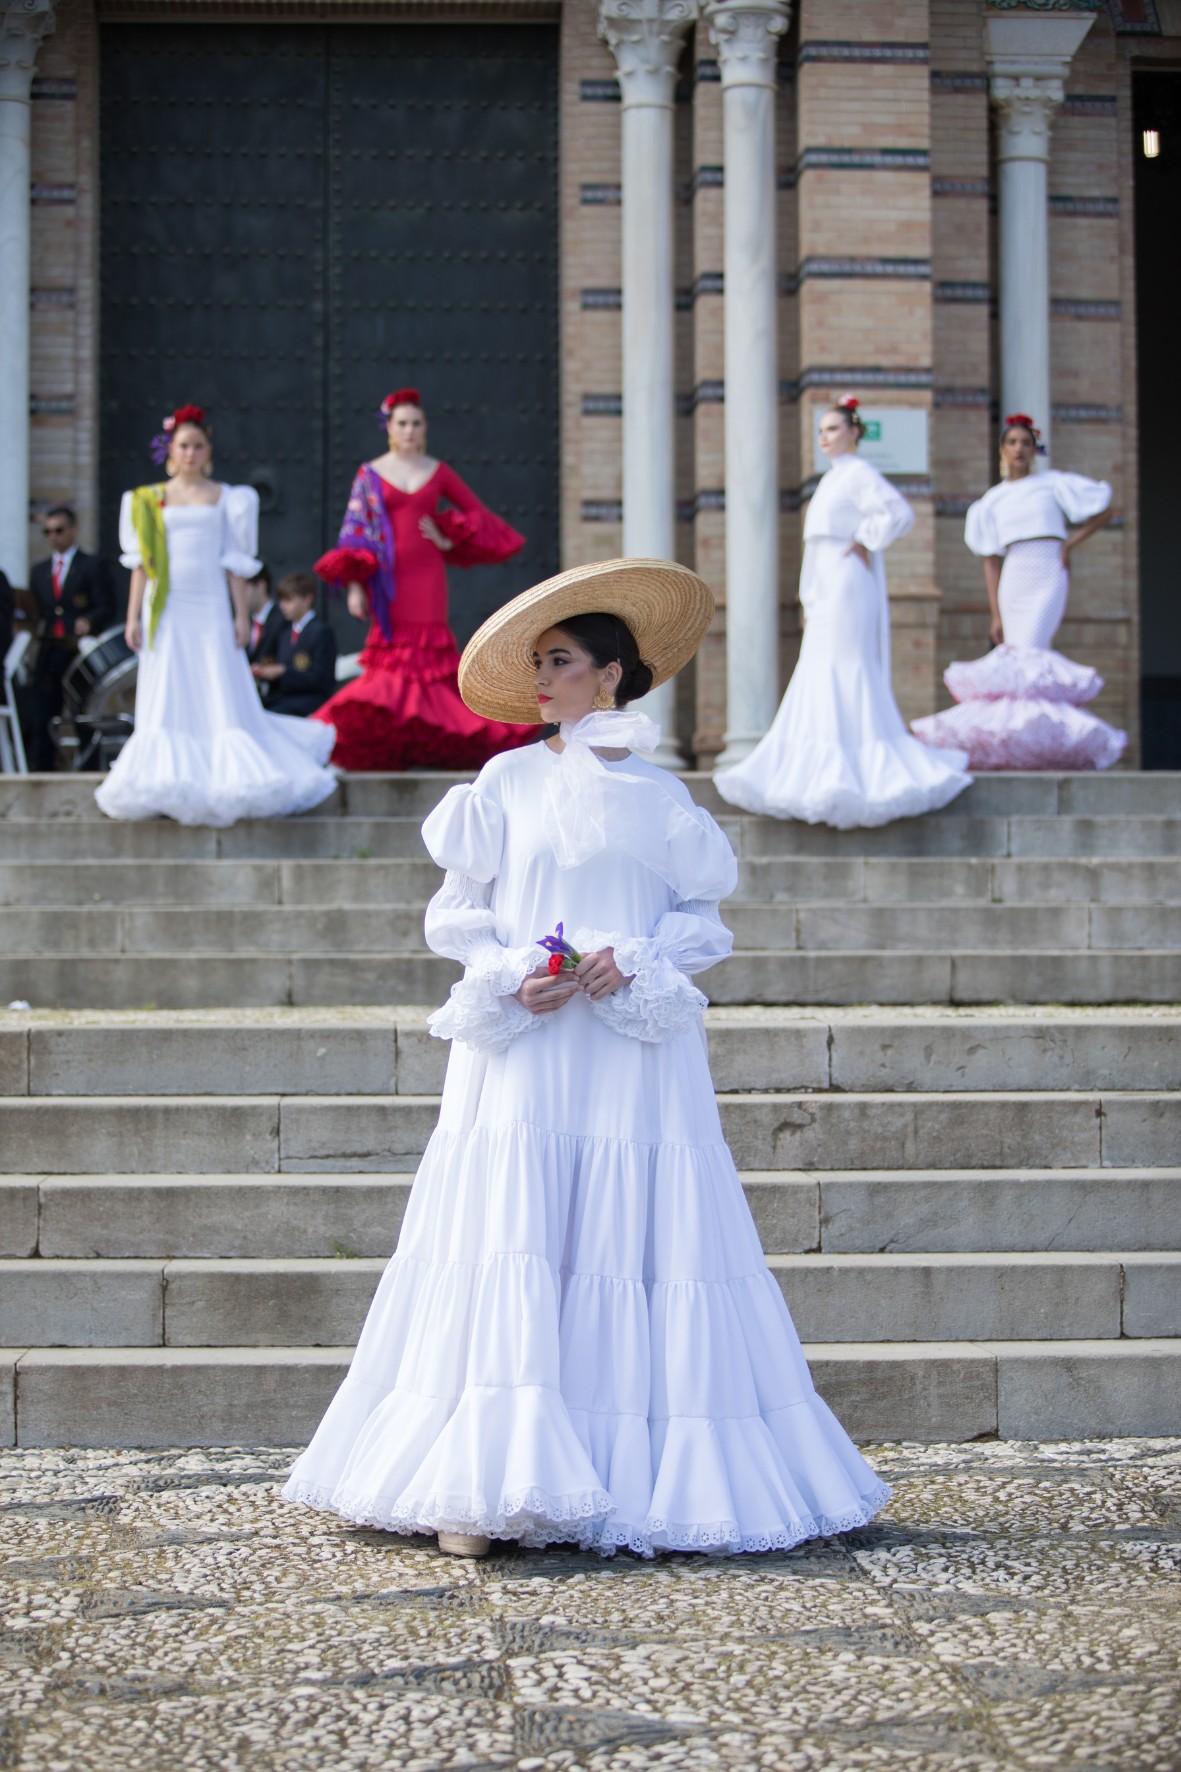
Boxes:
[580,289,622,311]
[1049,194,1119,216]
[579,78,619,102]
[930,71,988,93]
[692,271,724,301]
[797,146,930,173]
[681,490,726,520]
[934,387,990,408]
[791,475,931,509]
[933,177,990,198]
[936,495,974,518]
[31,394,76,416]
[689,166,724,195]
[31,184,76,205]
[678,381,725,416]
[1053,403,1123,423]
[580,184,621,206]
[694,59,720,84]
[581,394,622,417]
[1060,94,1117,116]
[580,499,622,523]
[1109,0,1162,34]
[1051,298,1121,319]
[794,257,931,286]
[791,367,933,396]
[935,281,991,304]
[799,40,929,65]
[30,289,76,310]
[31,77,77,100]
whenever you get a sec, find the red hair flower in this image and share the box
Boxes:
[377,387,424,428]
[1003,412,1041,439]
[172,404,207,430]
[837,394,860,414]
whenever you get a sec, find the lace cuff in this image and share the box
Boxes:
[427,936,544,1053]
[571,927,708,1046]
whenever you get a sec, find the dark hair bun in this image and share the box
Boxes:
[620,658,653,703]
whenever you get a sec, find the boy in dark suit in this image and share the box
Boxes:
[252,573,337,717]
[246,565,286,671]
[19,507,116,770]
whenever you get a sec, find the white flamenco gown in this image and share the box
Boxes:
[714,452,971,828]
[283,732,890,1555]
[95,486,337,826]
[911,471,1127,771]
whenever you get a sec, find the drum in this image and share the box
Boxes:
[55,627,137,770]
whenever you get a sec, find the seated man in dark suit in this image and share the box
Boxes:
[0,569,13,665]
[17,507,115,770]
[245,565,286,699]
[252,573,337,717]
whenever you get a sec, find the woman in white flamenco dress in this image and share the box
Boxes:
[714,397,971,828]
[284,559,890,1558]
[912,413,1125,770]
[96,406,337,826]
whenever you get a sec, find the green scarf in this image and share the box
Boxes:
[130,484,170,645]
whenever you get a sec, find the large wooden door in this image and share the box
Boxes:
[99,21,559,645]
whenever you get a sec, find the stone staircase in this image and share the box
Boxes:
[1,769,1179,1448]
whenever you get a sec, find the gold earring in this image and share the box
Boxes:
[201,459,214,478]
[165,460,178,478]
[593,685,614,711]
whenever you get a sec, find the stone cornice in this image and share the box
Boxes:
[597,0,698,110]
[0,0,55,103]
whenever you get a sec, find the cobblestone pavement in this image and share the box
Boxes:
[2,1440,1179,1772]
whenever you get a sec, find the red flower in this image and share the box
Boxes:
[172,404,207,429]
[547,953,565,976]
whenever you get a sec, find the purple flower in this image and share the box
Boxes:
[537,921,583,968]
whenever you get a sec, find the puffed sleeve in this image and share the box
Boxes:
[1051,471,1111,526]
[964,489,1003,558]
[118,491,141,569]
[852,463,914,554]
[219,485,263,577]
[572,804,739,1045]
[433,466,526,568]
[421,785,544,1053]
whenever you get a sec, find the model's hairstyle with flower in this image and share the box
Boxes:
[377,387,425,428]
[550,610,654,708]
[999,412,1042,477]
[150,404,211,465]
[829,393,867,441]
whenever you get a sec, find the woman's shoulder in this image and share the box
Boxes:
[472,740,544,792]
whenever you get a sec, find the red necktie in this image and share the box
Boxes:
[251,616,263,651]
[51,558,65,639]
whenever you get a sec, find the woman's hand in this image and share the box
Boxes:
[515,963,580,1016]
[233,612,251,650]
[419,515,453,552]
[574,947,633,1002]
[124,617,142,653]
[346,582,370,622]
[844,540,871,569]
[252,661,284,682]
[1060,540,1072,573]
[990,613,1004,646]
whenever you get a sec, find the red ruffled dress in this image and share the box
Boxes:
[313,463,536,771]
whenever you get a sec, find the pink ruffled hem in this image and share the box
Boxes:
[913,696,1127,772]
[944,643,1103,707]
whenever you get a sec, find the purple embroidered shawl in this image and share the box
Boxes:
[339,464,397,640]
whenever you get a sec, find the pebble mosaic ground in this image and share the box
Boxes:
[2,1440,1179,1771]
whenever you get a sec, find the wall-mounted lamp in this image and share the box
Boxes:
[1142,129,1161,159]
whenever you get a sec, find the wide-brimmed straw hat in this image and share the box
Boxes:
[458,557,716,725]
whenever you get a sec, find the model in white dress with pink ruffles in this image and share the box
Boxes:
[913,468,1126,770]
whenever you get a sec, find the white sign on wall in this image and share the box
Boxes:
[812,406,929,477]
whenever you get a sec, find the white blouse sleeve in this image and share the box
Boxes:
[421,784,543,1053]
[964,489,1003,558]
[572,804,738,1045]
[219,485,263,577]
[118,491,141,569]
[852,463,914,554]
[1051,471,1111,526]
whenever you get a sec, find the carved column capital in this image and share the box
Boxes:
[0,0,55,103]
[704,0,790,92]
[984,10,1094,162]
[597,0,698,110]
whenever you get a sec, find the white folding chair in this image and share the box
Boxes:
[0,632,31,774]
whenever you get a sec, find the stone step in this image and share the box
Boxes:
[2,1090,1174,1174]
[5,854,1181,908]
[5,1252,1177,1351]
[4,770,1180,823]
[6,812,1181,863]
[4,1338,1178,1448]
[5,1168,1176,1260]
[3,900,1176,956]
[5,1009,1179,1098]
[6,947,1181,1009]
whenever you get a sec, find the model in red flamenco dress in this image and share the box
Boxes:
[313,392,536,770]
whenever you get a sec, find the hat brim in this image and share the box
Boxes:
[458,557,717,725]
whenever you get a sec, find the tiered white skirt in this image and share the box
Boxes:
[284,1015,890,1556]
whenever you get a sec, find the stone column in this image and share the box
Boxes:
[706,0,790,769]
[0,0,54,587]
[985,11,1094,470]
[598,0,697,766]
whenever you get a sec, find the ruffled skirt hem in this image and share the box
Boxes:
[715,740,971,830]
[913,644,1128,772]
[95,717,338,826]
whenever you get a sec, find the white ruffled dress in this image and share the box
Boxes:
[714,453,971,828]
[283,738,890,1555]
[95,486,337,826]
[912,471,1126,770]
